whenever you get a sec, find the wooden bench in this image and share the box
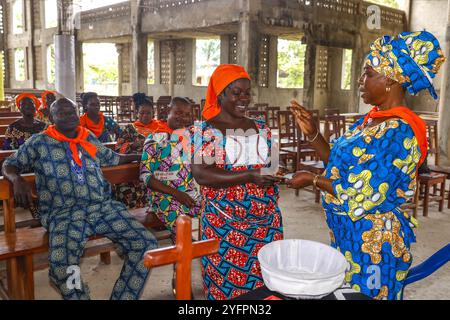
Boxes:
[0,162,172,300]
[0,118,21,126]
[0,112,21,118]
[0,125,8,135]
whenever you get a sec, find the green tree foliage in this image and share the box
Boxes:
[366,0,399,9]
[85,63,118,84]
[277,39,306,89]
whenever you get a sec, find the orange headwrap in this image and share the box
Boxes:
[41,90,57,109]
[44,125,97,167]
[79,113,105,138]
[15,93,41,112]
[202,64,251,120]
[362,106,428,167]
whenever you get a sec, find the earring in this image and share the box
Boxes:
[386,87,391,93]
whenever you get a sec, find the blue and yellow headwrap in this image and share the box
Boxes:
[366,31,446,100]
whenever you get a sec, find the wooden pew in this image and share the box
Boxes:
[0,117,21,126]
[0,112,21,118]
[0,162,171,300]
[0,135,5,149]
[144,215,219,300]
[0,125,8,135]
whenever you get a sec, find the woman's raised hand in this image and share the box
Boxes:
[289,100,318,139]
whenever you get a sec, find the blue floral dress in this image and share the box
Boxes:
[322,117,420,300]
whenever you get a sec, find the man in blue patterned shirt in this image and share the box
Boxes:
[2,98,157,300]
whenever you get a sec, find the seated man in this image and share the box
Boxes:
[1,98,157,300]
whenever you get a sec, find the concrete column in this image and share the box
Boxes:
[268,35,278,89]
[303,38,317,109]
[26,0,35,88]
[349,33,365,113]
[168,40,177,97]
[237,11,259,79]
[55,34,76,101]
[116,44,124,96]
[131,32,148,94]
[154,40,161,86]
[437,0,450,165]
[75,40,84,93]
[130,0,148,94]
[220,35,230,64]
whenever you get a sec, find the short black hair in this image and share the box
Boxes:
[80,92,98,113]
[50,98,77,118]
[169,97,192,108]
[133,92,153,112]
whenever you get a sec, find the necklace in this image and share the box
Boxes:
[67,148,86,185]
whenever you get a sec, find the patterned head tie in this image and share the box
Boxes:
[365,31,446,100]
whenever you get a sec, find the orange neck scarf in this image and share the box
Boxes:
[134,120,173,135]
[362,106,428,166]
[203,64,251,120]
[44,126,97,167]
[80,113,105,138]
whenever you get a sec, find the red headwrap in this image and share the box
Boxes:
[362,106,428,167]
[202,64,251,120]
[41,90,57,109]
[15,93,41,112]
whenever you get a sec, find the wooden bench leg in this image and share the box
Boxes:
[6,255,35,300]
[100,252,112,265]
[423,184,430,217]
[439,180,445,212]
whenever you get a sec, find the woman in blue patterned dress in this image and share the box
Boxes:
[287,31,446,300]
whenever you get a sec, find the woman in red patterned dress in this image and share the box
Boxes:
[191,64,284,300]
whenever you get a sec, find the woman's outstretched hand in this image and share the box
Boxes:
[289,100,318,139]
[286,171,314,189]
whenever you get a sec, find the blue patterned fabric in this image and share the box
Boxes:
[191,119,284,300]
[4,132,157,300]
[366,31,446,99]
[98,116,121,143]
[322,117,420,300]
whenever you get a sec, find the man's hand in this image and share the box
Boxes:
[12,176,35,209]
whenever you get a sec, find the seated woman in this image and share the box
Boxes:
[3,93,46,150]
[79,92,121,143]
[190,65,283,300]
[37,90,57,125]
[113,93,166,208]
[287,31,446,300]
[140,97,198,241]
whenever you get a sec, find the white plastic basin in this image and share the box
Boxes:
[258,239,348,299]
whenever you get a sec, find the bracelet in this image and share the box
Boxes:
[308,131,320,143]
[312,174,321,189]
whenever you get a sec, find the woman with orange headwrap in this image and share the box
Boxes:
[190,64,283,300]
[37,90,57,125]
[3,93,46,150]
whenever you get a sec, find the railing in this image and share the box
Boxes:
[141,0,208,13]
[81,1,131,24]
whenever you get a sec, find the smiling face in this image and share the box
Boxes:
[167,101,193,130]
[358,65,391,106]
[52,99,80,132]
[219,78,251,119]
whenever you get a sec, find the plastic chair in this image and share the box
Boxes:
[401,243,450,299]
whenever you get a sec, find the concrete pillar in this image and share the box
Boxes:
[130,0,148,94]
[237,11,259,79]
[55,34,76,101]
[26,0,35,88]
[268,35,278,90]
[349,33,365,113]
[220,35,230,64]
[75,40,84,93]
[303,38,317,109]
[116,44,124,96]
[437,0,450,165]
[168,41,177,97]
